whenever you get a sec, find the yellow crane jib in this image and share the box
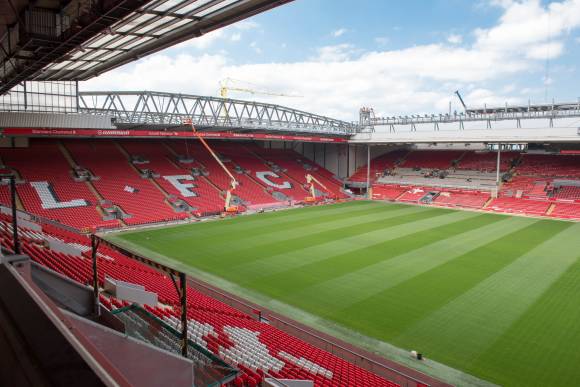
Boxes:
[219,77,303,99]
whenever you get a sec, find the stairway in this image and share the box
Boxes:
[59,141,126,226]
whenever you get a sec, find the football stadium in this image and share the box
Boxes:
[0,1,579,387]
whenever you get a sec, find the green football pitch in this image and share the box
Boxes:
[108,201,580,387]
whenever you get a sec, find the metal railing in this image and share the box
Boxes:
[185,276,431,387]
[370,101,580,127]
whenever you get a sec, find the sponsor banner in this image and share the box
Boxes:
[560,150,580,155]
[1,127,348,143]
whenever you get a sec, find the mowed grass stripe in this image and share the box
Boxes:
[122,204,425,271]
[126,200,380,239]
[121,202,394,251]
[170,206,451,275]
[332,220,562,344]
[395,221,577,374]
[181,203,421,255]
[298,215,533,310]
[468,247,580,387]
[235,209,477,285]
[121,201,412,257]
[250,212,490,301]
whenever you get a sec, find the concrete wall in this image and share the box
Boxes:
[0,136,28,148]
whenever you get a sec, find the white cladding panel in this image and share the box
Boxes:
[355,116,580,143]
[0,112,115,129]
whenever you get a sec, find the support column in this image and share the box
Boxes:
[496,144,502,188]
[180,272,188,358]
[9,176,20,255]
[91,235,100,316]
[366,145,371,198]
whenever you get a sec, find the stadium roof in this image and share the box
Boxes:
[78,90,357,135]
[0,0,292,95]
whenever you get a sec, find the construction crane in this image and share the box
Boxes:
[454,90,467,112]
[304,174,328,203]
[219,78,302,99]
[182,119,240,213]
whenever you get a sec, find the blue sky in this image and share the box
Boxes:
[85,0,580,120]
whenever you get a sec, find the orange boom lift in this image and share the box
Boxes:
[304,173,328,203]
[183,119,240,213]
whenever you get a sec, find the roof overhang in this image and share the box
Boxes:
[0,0,293,95]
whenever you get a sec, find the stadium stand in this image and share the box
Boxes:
[552,185,580,201]
[119,141,224,215]
[64,140,183,226]
[485,197,551,216]
[549,202,580,220]
[0,140,117,230]
[456,151,518,171]
[349,149,408,183]
[167,141,281,207]
[400,150,465,169]
[2,141,579,232]
[518,154,580,178]
[251,146,347,199]
[0,213,400,387]
[371,185,407,200]
[0,139,348,230]
[432,190,491,209]
[501,176,550,199]
[214,143,308,203]
[397,187,433,203]
[354,148,579,218]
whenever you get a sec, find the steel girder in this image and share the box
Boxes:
[78,91,358,135]
[370,102,580,129]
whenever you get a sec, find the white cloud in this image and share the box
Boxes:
[487,0,515,8]
[332,28,348,37]
[474,0,580,58]
[314,44,357,62]
[230,33,241,42]
[463,88,521,107]
[234,21,259,30]
[525,41,564,59]
[177,29,225,49]
[501,83,516,93]
[447,34,463,44]
[249,41,262,54]
[374,36,389,46]
[84,0,580,121]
